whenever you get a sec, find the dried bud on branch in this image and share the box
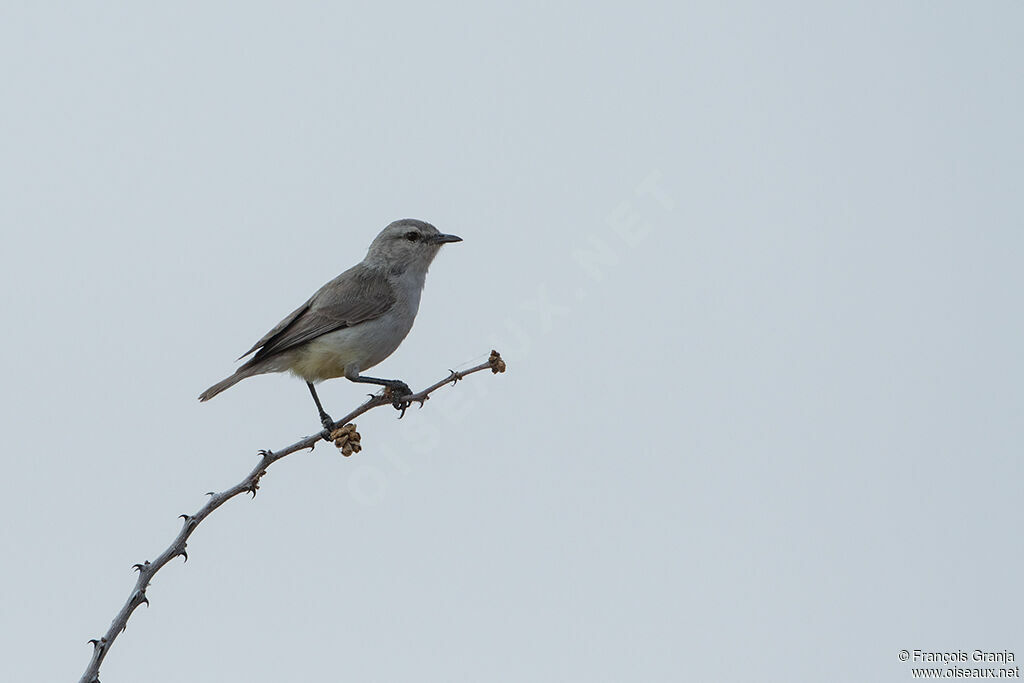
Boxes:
[488,349,506,374]
[330,423,362,456]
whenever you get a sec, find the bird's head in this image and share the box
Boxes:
[364,219,462,274]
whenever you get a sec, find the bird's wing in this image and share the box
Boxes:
[236,299,312,360]
[238,264,396,362]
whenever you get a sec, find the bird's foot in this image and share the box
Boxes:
[319,411,335,430]
[384,380,413,416]
[385,380,412,396]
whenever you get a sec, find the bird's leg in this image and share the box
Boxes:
[307,382,335,430]
[349,375,412,395]
[348,375,413,409]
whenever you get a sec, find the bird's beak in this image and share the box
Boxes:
[431,233,463,244]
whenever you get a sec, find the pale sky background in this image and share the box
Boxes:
[1,2,1021,682]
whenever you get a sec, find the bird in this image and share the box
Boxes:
[199,218,462,428]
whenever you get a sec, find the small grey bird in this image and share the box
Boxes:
[199,218,461,427]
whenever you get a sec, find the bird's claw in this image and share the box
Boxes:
[391,397,411,419]
[383,381,413,415]
[393,393,427,418]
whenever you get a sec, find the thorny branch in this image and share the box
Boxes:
[78,350,506,683]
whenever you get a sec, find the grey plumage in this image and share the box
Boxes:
[241,265,397,362]
[198,219,461,417]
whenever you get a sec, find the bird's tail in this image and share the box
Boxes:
[198,365,261,402]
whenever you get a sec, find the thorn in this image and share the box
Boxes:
[137,591,149,608]
[205,491,215,497]
[179,514,190,521]
[246,473,265,498]
[447,369,461,385]
[132,561,150,573]
[415,395,429,409]
[179,545,188,563]
[258,449,273,459]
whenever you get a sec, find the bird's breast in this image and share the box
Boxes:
[286,306,417,382]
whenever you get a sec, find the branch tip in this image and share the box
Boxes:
[488,349,506,374]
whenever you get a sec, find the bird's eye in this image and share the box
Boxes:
[405,231,419,241]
